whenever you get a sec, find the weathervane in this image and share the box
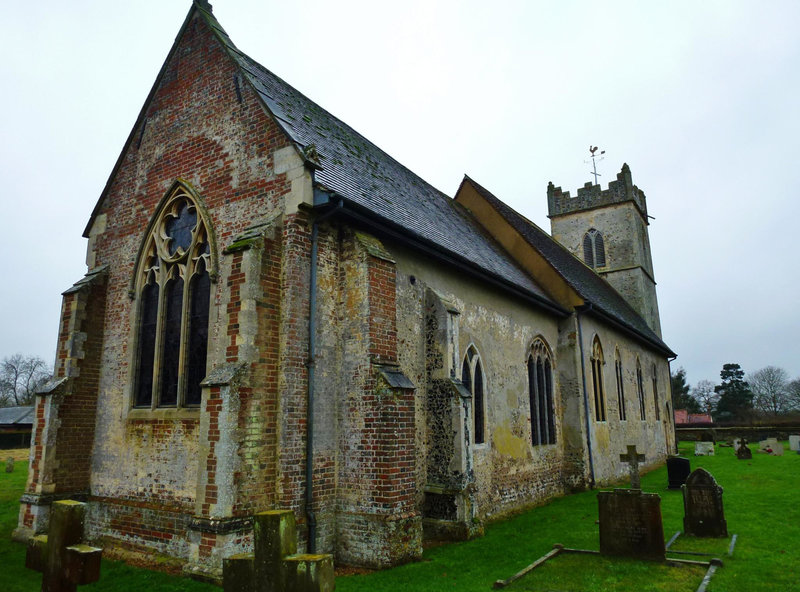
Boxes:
[587,145,605,185]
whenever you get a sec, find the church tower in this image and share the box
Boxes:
[547,163,662,337]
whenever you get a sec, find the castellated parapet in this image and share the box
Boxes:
[547,163,648,223]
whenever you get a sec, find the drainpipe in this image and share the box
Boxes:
[576,305,596,488]
[306,198,342,553]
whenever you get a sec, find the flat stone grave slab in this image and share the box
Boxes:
[789,435,800,451]
[683,468,728,537]
[666,456,691,489]
[598,489,665,561]
[694,442,714,456]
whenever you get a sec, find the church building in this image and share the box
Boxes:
[16,1,676,580]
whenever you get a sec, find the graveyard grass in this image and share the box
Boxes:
[0,441,797,591]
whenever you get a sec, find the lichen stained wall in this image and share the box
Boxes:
[577,314,672,484]
[387,241,570,522]
[81,10,294,559]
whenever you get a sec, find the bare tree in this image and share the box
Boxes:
[0,354,51,407]
[787,378,800,411]
[748,366,790,416]
[691,379,718,415]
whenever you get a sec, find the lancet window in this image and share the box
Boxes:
[133,186,212,409]
[461,345,485,445]
[636,359,646,420]
[615,348,626,421]
[527,338,556,446]
[652,364,660,421]
[590,337,607,421]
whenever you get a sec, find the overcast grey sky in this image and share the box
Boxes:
[1,0,798,388]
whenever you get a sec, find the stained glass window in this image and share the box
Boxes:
[133,186,212,409]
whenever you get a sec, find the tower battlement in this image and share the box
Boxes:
[547,163,648,221]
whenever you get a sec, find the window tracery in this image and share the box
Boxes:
[527,338,556,446]
[133,185,212,409]
[583,228,606,269]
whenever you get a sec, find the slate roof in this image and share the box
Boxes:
[462,176,675,356]
[197,5,559,311]
[0,406,34,426]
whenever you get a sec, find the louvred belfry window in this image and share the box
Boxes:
[134,186,212,408]
[583,228,606,269]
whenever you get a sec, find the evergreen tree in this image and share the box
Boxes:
[670,367,700,413]
[714,363,753,422]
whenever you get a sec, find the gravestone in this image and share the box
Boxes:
[666,456,691,489]
[736,439,752,460]
[731,438,741,450]
[25,500,102,592]
[759,438,778,452]
[598,489,665,561]
[5,456,13,473]
[619,445,645,489]
[790,435,800,452]
[694,441,714,456]
[223,510,334,592]
[770,442,784,456]
[682,468,728,537]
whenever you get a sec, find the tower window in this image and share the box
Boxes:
[583,228,606,268]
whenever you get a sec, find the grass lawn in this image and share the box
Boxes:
[1,441,798,590]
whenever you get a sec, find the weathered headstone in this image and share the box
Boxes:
[770,442,784,456]
[736,439,752,460]
[694,441,714,456]
[789,435,800,452]
[731,438,741,450]
[5,456,14,473]
[759,438,778,453]
[682,468,728,537]
[619,445,645,489]
[666,456,691,489]
[598,489,665,561]
[25,500,102,592]
[223,510,334,592]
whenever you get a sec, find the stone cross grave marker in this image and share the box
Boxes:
[224,509,334,592]
[666,456,691,489]
[25,500,102,592]
[694,441,714,456]
[5,456,14,472]
[619,445,645,489]
[682,468,728,537]
[789,435,800,452]
[736,438,752,460]
[598,489,666,561]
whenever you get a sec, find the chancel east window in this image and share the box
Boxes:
[590,337,607,421]
[615,348,626,421]
[527,339,556,446]
[583,228,606,269]
[134,185,212,409]
[461,345,485,444]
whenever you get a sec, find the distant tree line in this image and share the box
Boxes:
[0,354,51,407]
[671,363,800,423]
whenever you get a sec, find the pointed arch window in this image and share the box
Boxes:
[590,337,607,421]
[636,359,646,421]
[528,338,556,445]
[615,348,626,421]
[583,228,606,269]
[133,185,212,409]
[652,364,660,421]
[461,345,485,445]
